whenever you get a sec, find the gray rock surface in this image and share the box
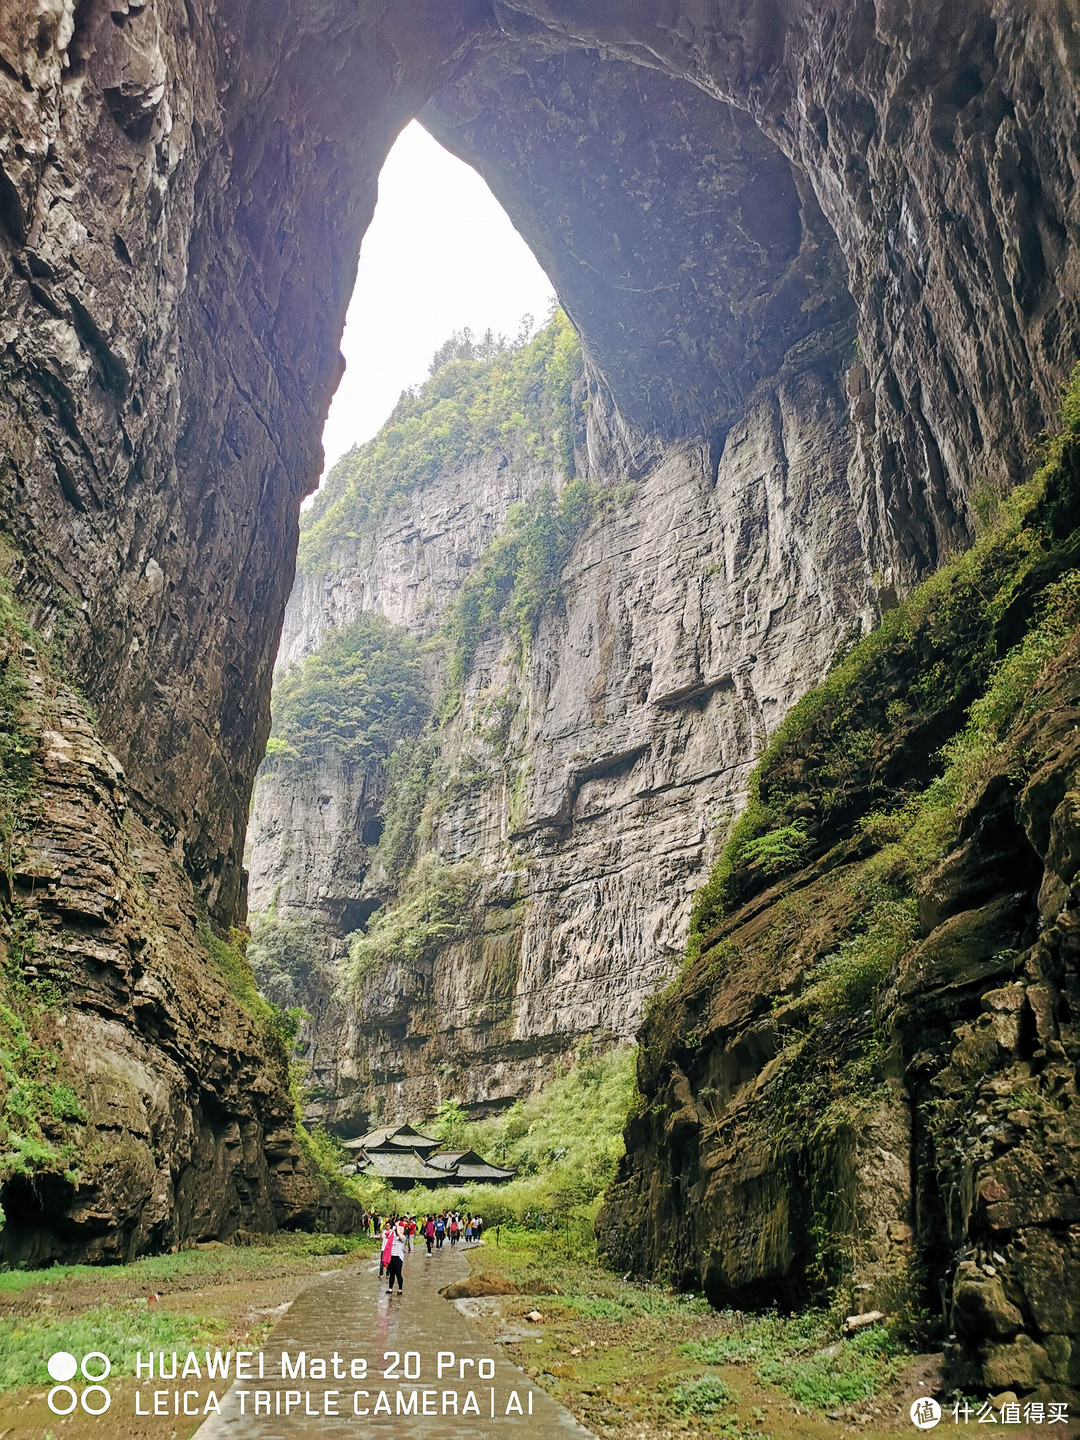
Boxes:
[249,344,873,1124]
[3,0,1080,1263]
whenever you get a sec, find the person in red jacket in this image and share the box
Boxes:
[424,1216,435,1254]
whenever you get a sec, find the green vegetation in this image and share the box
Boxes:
[390,1044,637,1227]
[682,1311,905,1409]
[247,907,321,1011]
[346,856,481,991]
[0,1305,226,1390]
[0,936,84,1188]
[0,1233,376,1398]
[462,1226,912,1435]
[445,476,599,689]
[265,612,429,769]
[672,1373,739,1416]
[0,1230,371,1296]
[299,310,583,574]
[370,734,438,883]
[0,569,86,1196]
[197,921,275,1028]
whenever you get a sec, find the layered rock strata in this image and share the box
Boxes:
[249,340,872,1127]
[596,419,1080,1396]
[3,0,1080,1291]
[0,623,357,1264]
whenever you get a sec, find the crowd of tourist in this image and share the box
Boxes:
[363,1212,485,1295]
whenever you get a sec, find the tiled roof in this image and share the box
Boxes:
[339,1132,515,1186]
[342,1124,440,1153]
[353,1149,449,1181]
[451,1160,516,1182]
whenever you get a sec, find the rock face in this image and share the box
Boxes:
[595,406,1080,1397]
[0,621,358,1265]
[5,0,1077,935]
[250,348,872,1126]
[2,0,1079,1359]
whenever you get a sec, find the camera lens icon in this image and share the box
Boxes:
[47,1352,112,1414]
[48,1352,78,1382]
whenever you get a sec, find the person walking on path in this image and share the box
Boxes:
[424,1215,435,1254]
[449,1214,458,1247]
[435,1215,445,1249]
[380,1222,394,1279]
[386,1224,406,1295]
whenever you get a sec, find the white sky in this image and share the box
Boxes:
[318,121,557,475]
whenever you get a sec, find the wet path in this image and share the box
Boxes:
[193,1241,593,1438]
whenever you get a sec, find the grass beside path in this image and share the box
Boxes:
[455,1228,1015,1440]
[0,1232,376,1439]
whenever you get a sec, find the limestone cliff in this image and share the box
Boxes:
[0,579,358,1264]
[597,386,1080,1397]
[2,0,1079,1355]
[246,303,874,1126]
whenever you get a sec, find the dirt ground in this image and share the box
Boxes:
[452,1234,1076,1440]
[0,1232,1075,1440]
[0,1238,374,1440]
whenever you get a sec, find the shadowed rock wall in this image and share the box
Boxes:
[3,0,1080,1302]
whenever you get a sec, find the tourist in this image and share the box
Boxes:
[435,1214,445,1249]
[449,1214,459,1246]
[380,1221,394,1278]
[387,1223,406,1295]
[424,1215,435,1254]
[475,1215,484,1241]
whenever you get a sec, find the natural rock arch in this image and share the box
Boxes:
[2,1,1078,927]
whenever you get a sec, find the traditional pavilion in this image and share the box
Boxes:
[340,1124,515,1191]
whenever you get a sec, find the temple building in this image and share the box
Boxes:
[341,1125,515,1191]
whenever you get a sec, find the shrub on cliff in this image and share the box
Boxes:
[298,309,583,573]
[265,612,429,770]
[346,856,481,991]
[445,476,598,686]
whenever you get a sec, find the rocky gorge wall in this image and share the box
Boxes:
[0,595,358,1265]
[248,319,874,1127]
[1,0,1079,1338]
[597,392,1080,1395]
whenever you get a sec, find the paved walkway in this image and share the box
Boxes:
[193,1242,593,1439]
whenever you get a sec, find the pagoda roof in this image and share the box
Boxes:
[338,1131,515,1187]
[352,1149,450,1183]
[342,1124,440,1153]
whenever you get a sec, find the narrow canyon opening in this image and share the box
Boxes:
[1,1,1079,1419]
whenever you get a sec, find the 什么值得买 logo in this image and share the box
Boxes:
[910,1396,941,1429]
[47,1351,112,1415]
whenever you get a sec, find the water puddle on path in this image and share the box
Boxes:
[192,1243,593,1439]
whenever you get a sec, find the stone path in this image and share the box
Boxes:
[193,1242,593,1439]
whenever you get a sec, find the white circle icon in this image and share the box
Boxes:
[82,1351,111,1380]
[47,1352,78,1382]
[910,1397,941,1429]
[47,1385,78,1415]
[81,1384,112,1414]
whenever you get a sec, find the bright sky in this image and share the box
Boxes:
[318,121,557,474]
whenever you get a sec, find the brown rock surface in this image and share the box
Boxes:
[0,630,358,1264]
